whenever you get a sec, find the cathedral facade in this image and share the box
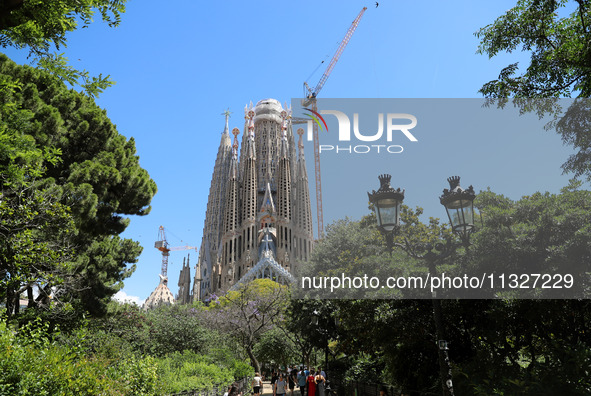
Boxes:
[185,99,314,301]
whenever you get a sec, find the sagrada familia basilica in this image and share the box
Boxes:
[145,99,315,307]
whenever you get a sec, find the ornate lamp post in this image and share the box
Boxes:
[367,174,405,253]
[440,176,477,247]
[368,174,479,396]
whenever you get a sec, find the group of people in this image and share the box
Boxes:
[252,366,327,396]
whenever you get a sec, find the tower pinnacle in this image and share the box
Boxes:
[222,108,232,135]
[297,128,305,156]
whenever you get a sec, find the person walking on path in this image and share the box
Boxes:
[288,368,297,396]
[297,366,307,396]
[271,371,278,396]
[307,370,317,396]
[314,371,326,396]
[253,373,263,396]
[275,373,288,396]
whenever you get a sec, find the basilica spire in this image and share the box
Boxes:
[195,110,234,301]
[295,127,314,261]
[222,108,231,135]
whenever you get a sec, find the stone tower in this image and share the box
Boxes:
[176,255,191,304]
[190,99,314,300]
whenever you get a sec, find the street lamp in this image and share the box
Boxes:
[440,176,477,246]
[311,310,330,382]
[367,174,405,252]
[310,309,320,326]
[368,174,480,396]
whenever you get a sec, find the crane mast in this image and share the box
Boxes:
[154,225,197,278]
[303,7,367,239]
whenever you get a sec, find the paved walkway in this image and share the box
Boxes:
[258,381,302,396]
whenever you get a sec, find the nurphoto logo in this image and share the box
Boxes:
[303,106,418,154]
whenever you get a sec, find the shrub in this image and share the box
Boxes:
[0,320,161,395]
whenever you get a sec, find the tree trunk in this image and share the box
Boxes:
[6,285,14,320]
[247,345,261,374]
[27,285,35,308]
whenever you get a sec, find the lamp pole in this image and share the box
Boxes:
[311,310,330,375]
[368,175,478,396]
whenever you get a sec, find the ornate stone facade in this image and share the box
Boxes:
[187,99,314,301]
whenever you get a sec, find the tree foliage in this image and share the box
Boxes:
[0,75,76,320]
[473,182,591,298]
[0,0,127,97]
[477,0,591,181]
[202,279,289,373]
[0,319,161,395]
[0,54,157,318]
[253,326,299,370]
[301,184,591,394]
[477,0,591,98]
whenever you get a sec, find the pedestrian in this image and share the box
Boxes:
[271,371,278,396]
[252,372,263,396]
[297,366,307,396]
[288,367,297,396]
[275,373,288,396]
[307,370,317,396]
[315,370,326,396]
[379,386,389,396]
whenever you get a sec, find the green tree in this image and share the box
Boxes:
[476,0,591,181]
[301,215,444,392]
[453,184,591,394]
[253,326,299,370]
[203,279,289,374]
[0,76,76,320]
[477,0,591,98]
[0,0,126,97]
[0,54,157,318]
[302,184,591,394]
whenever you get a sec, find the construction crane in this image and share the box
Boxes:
[301,6,367,239]
[154,225,197,278]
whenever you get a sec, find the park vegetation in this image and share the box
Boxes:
[2,0,591,395]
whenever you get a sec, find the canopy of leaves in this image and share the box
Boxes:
[477,0,591,98]
[0,75,76,320]
[298,185,591,393]
[0,54,157,317]
[203,279,289,373]
[473,182,591,298]
[477,1,591,181]
[0,0,127,97]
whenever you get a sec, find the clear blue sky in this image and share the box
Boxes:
[3,1,578,304]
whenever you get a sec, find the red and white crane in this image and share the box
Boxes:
[154,225,197,278]
[301,7,367,239]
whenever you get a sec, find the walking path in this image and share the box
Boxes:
[259,380,302,396]
[260,380,273,396]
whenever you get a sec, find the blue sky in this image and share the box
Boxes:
[3,1,578,303]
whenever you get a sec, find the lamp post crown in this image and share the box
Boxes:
[368,174,405,198]
[440,176,475,205]
[447,176,461,190]
[378,174,392,189]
